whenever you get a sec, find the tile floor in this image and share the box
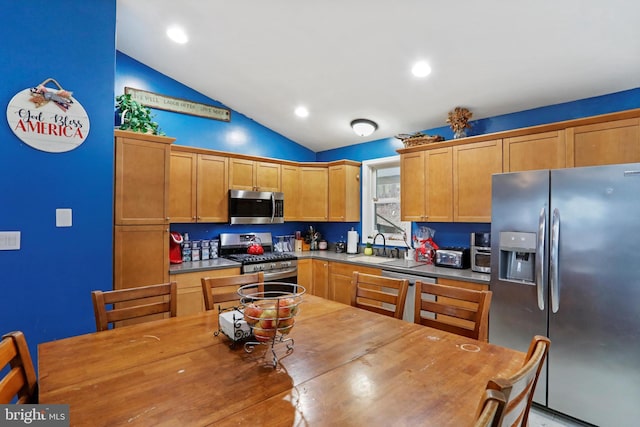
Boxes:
[529,405,592,427]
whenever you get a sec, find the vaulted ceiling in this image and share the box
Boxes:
[116,0,640,152]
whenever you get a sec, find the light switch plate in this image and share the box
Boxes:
[56,208,73,227]
[0,231,21,250]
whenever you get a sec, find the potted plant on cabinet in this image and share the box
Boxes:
[115,93,164,135]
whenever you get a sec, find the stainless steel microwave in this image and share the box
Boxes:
[228,190,284,224]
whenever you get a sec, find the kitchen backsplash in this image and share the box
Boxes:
[170,221,490,249]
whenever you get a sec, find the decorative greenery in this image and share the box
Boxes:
[115,94,164,135]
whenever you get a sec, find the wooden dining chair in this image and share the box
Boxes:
[474,389,507,427]
[91,282,177,331]
[0,331,38,404]
[201,272,264,311]
[414,281,492,341]
[478,335,551,427]
[350,272,409,319]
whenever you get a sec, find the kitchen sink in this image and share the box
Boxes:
[345,255,397,265]
[379,258,428,269]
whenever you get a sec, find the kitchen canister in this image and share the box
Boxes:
[347,228,359,254]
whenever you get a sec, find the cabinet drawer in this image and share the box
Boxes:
[331,262,381,277]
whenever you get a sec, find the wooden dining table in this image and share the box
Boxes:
[39,295,524,426]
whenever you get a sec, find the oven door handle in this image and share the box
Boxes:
[263,268,298,281]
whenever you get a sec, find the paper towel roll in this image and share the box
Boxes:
[347,230,359,254]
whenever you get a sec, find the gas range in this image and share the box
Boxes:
[219,232,297,277]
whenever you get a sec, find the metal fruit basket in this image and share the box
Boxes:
[237,283,305,368]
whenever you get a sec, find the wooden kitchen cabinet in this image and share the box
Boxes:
[453,139,503,222]
[328,162,361,222]
[114,130,174,294]
[281,164,300,221]
[401,148,453,222]
[566,118,640,167]
[400,151,425,222]
[114,225,169,291]
[170,267,241,316]
[298,166,329,221]
[114,130,174,225]
[169,149,228,223]
[312,259,329,299]
[503,130,566,172]
[229,158,281,192]
[329,262,382,306]
[296,258,313,293]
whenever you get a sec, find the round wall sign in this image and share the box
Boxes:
[6,78,90,153]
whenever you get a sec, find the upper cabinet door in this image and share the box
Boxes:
[299,167,328,221]
[400,151,426,222]
[196,154,229,223]
[328,164,360,222]
[114,131,174,225]
[504,130,566,172]
[169,151,228,223]
[400,148,453,222]
[169,151,197,223]
[229,158,281,192]
[228,158,256,191]
[453,139,503,222]
[255,161,281,192]
[281,164,300,221]
[425,147,453,222]
[566,118,640,167]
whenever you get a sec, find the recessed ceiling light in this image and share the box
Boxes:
[294,106,309,118]
[412,61,431,78]
[166,26,188,44]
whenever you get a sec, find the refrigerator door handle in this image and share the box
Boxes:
[536,207,546,310]
[550,207,560,313]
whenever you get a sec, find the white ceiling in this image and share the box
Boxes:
[116,1,640,153]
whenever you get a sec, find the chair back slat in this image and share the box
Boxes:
[414,281,492,341]
[350,272,409,319]
[476,335,551,427]
[91,282,177,331]
[0,331,38,404]
[474,389,507,427]
[201,272,264,311]
[105,301,174,324]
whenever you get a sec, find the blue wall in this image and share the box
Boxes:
[318,88,640,163]
[0,0,116,361]
[116,53,316,162]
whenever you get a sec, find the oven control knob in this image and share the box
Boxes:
[282,261,291,267]
[270,263,277,269]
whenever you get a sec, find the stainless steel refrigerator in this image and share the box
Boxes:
[490,163,640,427]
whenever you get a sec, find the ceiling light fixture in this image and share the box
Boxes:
[350,119,378,137]
[294,106,309,118]
[412,61,431,78]
[166,26,188,44]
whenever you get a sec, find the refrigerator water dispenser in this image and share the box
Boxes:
[498,231,536,283]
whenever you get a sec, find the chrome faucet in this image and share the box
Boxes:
[372,233,386,256]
